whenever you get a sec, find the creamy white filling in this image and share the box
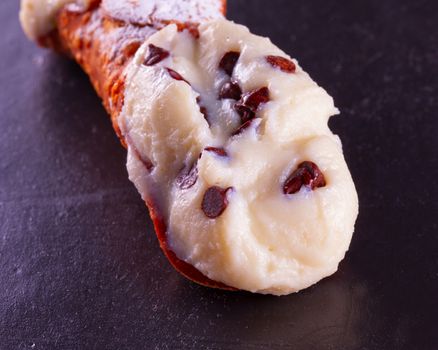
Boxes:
[121,19,358,295]
[19,0,90,40]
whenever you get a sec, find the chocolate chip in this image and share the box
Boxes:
[234,87,270,124]
[126,135,154,172]
[233,104,255,124]
[166,68,190,85]
[266,55,296,73]
[201,186,231,218]
[219,51,240,76]
[136,151,154,172]
[200,106,209,121]
[283,171,303,194]
[303,162,326,189]
[140,157,153,172]
[143,44,170,66]
[204,147,228,157]
[196,96,210,125]
[283,161,326,195]
[219,80,242,100]
[243,87,270,110]
[176,162,198,190]
[231,119,255,136]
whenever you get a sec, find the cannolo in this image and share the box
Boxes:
[20,0,359,295]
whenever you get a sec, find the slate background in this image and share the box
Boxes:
[1,0,437,349]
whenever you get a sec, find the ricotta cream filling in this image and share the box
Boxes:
[20,0,91,41]
[120,19,358,295]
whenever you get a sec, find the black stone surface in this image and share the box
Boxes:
[1,0,437,349]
